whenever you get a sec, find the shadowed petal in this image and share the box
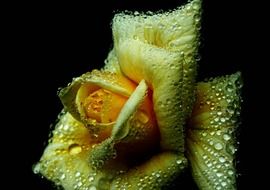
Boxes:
[187,72,242,190]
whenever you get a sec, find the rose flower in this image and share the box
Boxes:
[34,0,241,189]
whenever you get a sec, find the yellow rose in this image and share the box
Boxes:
[34,0,242,189]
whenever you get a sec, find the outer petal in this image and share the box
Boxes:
[33,113,127,190]
[186,72,242,190]
[112,0,201,152]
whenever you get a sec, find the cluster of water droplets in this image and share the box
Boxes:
[113,156,187,190]
[113,0,201,55]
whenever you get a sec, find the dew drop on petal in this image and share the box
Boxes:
[216,172,223,177]
[60,174,66,180]
[75,172,81,177]
[219,156,226,163]
[228,170,234,176]
[89,185,97,190]
[77,182,82,187]
[69,144,82,155]
[89,176,94,182]
[214,143,223,150]
[221,181,227,187]
[137,111,149,124]
[223,134,231,141]
[176,159,183,165]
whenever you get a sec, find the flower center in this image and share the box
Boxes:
[83,89,127,123]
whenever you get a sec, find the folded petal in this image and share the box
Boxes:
[187,72,242,190]
[112,0,201,152]
[89,80,159,169]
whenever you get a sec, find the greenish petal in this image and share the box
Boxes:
[187,72,242,190]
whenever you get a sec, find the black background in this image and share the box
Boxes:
[8,0,262,189]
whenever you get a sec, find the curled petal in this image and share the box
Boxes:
[112,80,149,140]
[112,0,201,152]
[187,72,242,190]
[59,70,136,134]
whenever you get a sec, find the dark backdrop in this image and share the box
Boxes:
[12,0,259,189]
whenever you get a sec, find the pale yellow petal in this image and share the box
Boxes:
[112,80,148,140]
[112,0,202,152]
[187,72,242,190]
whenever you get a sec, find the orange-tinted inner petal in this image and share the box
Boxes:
[83,89,127,123]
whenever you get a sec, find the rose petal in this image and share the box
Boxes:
[33,113,127,190]
[186,72,242,190]
[112,0,202,152]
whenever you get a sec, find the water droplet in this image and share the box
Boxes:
[228,170,234,176]
[219,157,226,163]
[77,182,82,187]
[223,134,231,141]
[137,111,149,124]
[69,144,82,155]
[214,143,223,150]
[89,185,97,190]
[226,84,233,92]
[220,117,226,122]
[63,125,69,131]
[89,176,94,182]
[221,181,227,187]
[217,111,222,116]
[75,172,81,177]
[33,163,40,174]
[226,144,236,155]
[176,159,183,165]
[216,172,223,177]
[134,11,139,16]
[60,174,66,180]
